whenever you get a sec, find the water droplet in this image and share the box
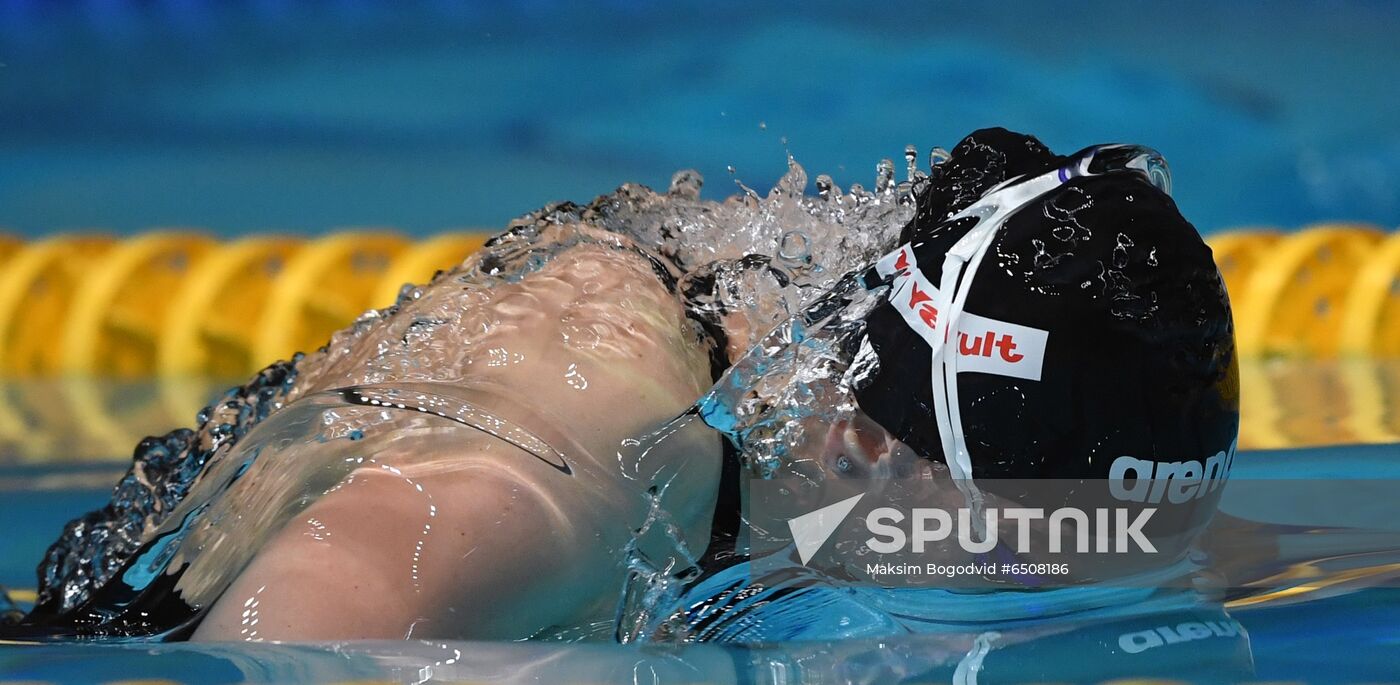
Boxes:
[758,121,767,130]
[565,364,588,389]
[875,159,895,194]
[814,174,840,202]
[769,154,808,200]
[668,169,704,200]
[929,146,951,169]
[778,230,810,264]
[905,144,919,181]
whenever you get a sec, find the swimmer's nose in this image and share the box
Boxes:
[823,416,891,466]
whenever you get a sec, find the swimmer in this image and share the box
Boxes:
[11,129,1235,647]
[11,180,841,642]
[186,225,727,641]
[629,128,1239,642]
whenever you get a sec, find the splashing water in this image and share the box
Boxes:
[609,139,1194,644]
[15,130,1191,644]
[505,154,922,359]
[16,152,928,636]
[28,362,300,619]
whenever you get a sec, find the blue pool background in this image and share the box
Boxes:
[0,0,1397,236]
[2,3,1400,682]
[5,446,1400,682]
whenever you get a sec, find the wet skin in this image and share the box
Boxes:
[194,234,721,641]
[186,228,1023,642]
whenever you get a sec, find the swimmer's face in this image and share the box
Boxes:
[815,411,938,481]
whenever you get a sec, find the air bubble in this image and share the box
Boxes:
[778,231,811,264]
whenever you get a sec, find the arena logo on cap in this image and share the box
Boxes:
[876,245,1049,381]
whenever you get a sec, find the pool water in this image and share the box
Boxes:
[3,439,1399,683]
[0,278,1398,683]
[1,0,1397,235]
[0,3,1396,680]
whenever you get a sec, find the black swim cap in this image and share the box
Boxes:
[853,128,1238,487]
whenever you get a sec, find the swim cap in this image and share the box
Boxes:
[852,128,1238,535]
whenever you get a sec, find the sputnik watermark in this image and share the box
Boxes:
[865,506,1158,555]
[762,477,1225,588]
[788,494,1157,566]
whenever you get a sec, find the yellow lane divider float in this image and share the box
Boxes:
[0,224,1397,460]
[1233,223,1382,357]
[1208,227,1279,303]
[61,232,216,376]
[1338,231,1400,357]
[59,232,216,455]
[0,236,116,460]
[253,230,407,364]
[159,236,305,378]
[157,236,305,421]
[371,232,488,306]
[0,233,21,266]
[0,223,1391,377]
[0,230,485,461]
[0,235,117,376]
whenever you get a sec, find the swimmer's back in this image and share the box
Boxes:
[194,228,721,641]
